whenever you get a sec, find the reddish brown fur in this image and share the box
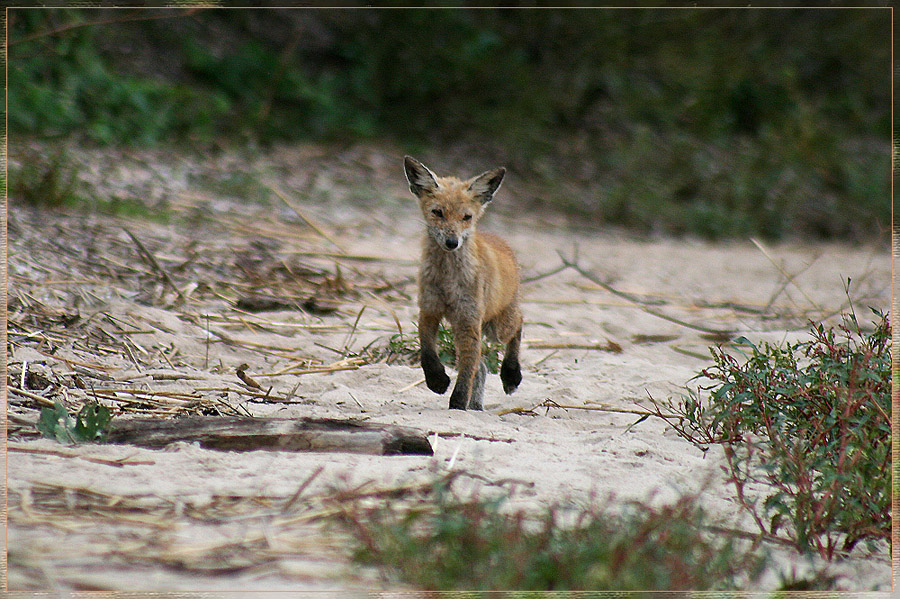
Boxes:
[404,156,523,410]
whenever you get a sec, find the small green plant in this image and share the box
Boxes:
[435,324,460,368]
[37,401,112,444]
[387,324,504,374]
[650,308,891,560]
[385,330,418,359]
[10,150,84,208]
[335,474,766,590]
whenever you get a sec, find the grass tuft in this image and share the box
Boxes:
[10,149,85,208]
[333,474,767,591]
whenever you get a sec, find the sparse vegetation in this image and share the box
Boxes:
[334,473,768,590]
[9,149,171,221]
[649,308,891,560]
[387,323,504,374]
[10,149,85,208]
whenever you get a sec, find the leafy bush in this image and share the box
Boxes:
[650,309,891,559]
[335,474,766,590]
[8,10,229,145]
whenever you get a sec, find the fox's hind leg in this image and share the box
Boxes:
[488,304,523,395]
[468,360,488,410]
[500,326,522,394]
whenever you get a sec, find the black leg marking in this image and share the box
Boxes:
[448,385,468,410]
[422,350,450,394]
[500,358,522,395]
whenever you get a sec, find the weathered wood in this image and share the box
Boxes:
[107,416,433,456]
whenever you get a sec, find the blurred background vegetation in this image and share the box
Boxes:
[7,7,891,241]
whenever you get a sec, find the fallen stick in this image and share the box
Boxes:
[8,386,57,407]
[107,416,434,456]
[271,186,348,254]
[527,340,622,353]
[525,398,681,420]
[398,377,426,393]
[122,227,185,301]
[289,250,416,265]
[8,443,156,467]
[558,252,735,339]
[264,357,366,377]
[750,237,823,313]
[521,263,568,284]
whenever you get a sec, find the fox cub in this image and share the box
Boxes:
[404,156,523,410]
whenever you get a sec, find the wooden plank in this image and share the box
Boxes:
[107,416,433,456]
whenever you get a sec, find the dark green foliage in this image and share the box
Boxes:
[437,323,503,375]
[7,8,890,239]
[8,9,228,145]
[651,309,891,559]
[181,38,376,140]
[38,401,112,444]
[336,475,766,590]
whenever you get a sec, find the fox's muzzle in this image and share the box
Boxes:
[444,237,460,250]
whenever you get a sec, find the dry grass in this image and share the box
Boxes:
[8,477,352,586]
[7,197,416,433]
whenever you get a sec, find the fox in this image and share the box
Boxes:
[404,156,523,410]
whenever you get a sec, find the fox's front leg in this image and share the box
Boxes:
[419,310,450,394]
[448,323,482,410]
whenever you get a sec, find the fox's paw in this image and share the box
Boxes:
[448,389,468,410]
[500,361,522,395]
[426,370,451,394]
[422,351,450,394]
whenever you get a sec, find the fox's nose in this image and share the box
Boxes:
[444,237,459,250]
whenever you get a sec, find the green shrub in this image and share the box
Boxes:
[650,309,891,559]
[335,474,766,590]
[8,10,229,145]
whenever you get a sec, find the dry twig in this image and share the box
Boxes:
[558,251,735,339]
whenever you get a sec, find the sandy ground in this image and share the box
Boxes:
[5,143,892,593]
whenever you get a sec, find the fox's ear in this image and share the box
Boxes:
[404,156,439,198]
[468,167,506,205]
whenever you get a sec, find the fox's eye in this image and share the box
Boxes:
[432,208,444,218]
[462,214,472,222]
